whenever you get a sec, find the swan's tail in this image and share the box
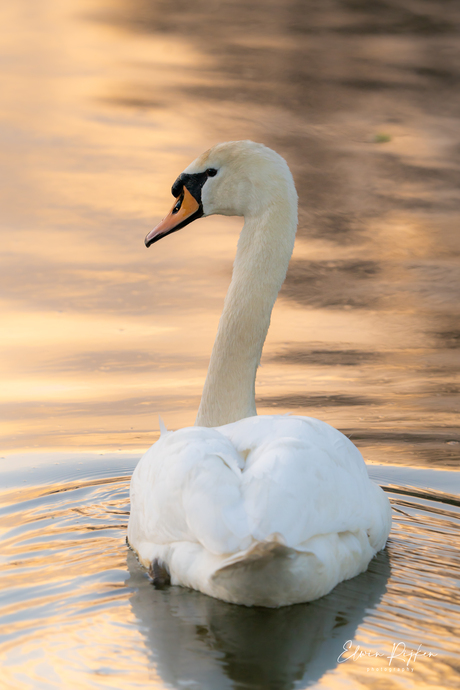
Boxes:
[209,538,317,608]
[209,530,375,607]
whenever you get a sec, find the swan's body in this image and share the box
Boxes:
[128,141,392,607]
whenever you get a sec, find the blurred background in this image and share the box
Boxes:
[1,3,460,689]
[1,0,459,463]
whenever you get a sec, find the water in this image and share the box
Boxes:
[1,456,460,688]
[1,0,460,687]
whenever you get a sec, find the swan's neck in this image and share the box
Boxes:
[195,197,297,427]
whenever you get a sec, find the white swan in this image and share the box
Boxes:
[128,140,392,607]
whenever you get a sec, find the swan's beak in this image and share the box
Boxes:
[145,187,202,247]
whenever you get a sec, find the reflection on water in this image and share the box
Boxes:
[1,0,459,460]
[126,548,391,689]
[1,457,459,689]
[1,0,460,688]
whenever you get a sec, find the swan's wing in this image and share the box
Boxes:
[129,416,391,569]
[219,416,391,551]
[129,427,252,559]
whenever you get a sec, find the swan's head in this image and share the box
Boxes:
[145,140,297,247]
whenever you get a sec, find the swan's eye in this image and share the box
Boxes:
[206,168,218,177]
[172,195,183,214]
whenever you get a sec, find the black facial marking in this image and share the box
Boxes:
[171,171,207,203]
[146,168,218,247]
[171,169,217,204]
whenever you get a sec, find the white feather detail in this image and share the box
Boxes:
[128,415,391,607]
[158,416,168,436]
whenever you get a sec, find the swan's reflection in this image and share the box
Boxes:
[126,549,390,689]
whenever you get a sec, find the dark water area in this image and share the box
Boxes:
[1,0,460,688]
[1,456,460,688]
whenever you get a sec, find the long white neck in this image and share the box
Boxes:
[195,195,297,427]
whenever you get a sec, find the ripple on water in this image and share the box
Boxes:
[0,455,459,689]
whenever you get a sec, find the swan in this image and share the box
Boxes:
[128,140,392,607]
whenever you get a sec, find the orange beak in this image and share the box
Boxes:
[145,186,202,247]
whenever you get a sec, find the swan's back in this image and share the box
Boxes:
[128,416,391,606]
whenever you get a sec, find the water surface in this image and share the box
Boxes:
[1,0,460,687]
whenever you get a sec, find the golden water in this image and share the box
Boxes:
[1,0,460,688]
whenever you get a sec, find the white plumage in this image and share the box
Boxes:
[128,141,392,607]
